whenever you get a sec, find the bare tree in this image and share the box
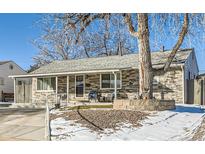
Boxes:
[60,13,205,100]
[33,13,205,100]
[124,13,189,99]
[32,14,135,66]
[32,14,82,66]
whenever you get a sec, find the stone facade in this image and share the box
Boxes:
[32,77,56,105]
[68,69,139,101]
[57,76,67,101]
[68,75,76,100]
[58,76,67,93]
[153,67,183,103]
[113,99,175,111]
[30,68,184,104]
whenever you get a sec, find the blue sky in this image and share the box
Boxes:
[0,13,204,73]
[0,14,41,70]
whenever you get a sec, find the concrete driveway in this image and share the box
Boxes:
[0,108,46,141]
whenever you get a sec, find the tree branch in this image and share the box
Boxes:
[163,13,189,72]
[76,14,109,43]
[124,13,138,37]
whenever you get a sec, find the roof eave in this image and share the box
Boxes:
[9,69,121,78]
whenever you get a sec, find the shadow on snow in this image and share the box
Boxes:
[171,105,205,114]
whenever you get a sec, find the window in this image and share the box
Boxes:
[75,75,84,97]
[18,81,22,85]
[9,64,13,70]
[101,73,121,89]
[0,77,4,85]
[37,77,56,91]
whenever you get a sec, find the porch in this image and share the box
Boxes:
[12,69,138,106]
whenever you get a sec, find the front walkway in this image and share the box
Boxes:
[0,108,46,141]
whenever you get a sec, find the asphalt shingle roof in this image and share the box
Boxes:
[0,61,11,65]
[30,49,193,75]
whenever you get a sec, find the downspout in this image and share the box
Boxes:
[203,77,205,105]
[56,76,58,104]
[14,78,16,103]
[113,72,117,100]
[181,65,185,104]
[67,76,69,104]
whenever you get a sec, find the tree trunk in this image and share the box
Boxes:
[137,14,153,99]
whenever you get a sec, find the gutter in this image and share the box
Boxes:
[9,69,120,78]
[9,63,185,79]
[181,65,185,104]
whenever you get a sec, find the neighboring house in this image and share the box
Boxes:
[0,61,27,101]
[10,48,198,105]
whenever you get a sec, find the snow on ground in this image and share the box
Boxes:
[50,104,205,141]
[0,102,13,104]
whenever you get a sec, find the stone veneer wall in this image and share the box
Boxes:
[58,76,67,93]
[32,77,56,105]
[65,70,139,101]
[69,75,75,100]
[153,67,183,103]
[31,68,184,104]
[58,76,67,101]
[113,99,175,111]
[69,69,139,101]
[120,69,139,98]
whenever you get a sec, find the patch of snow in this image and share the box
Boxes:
[50,104,205,141]
[51,117,98,141]
[0,102,13,104]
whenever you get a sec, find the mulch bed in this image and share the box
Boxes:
[50,109,149,133]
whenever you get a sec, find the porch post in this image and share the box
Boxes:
[14,78,16,103]
[113,72,117,100]
[67,75,69,104]
[56,76,58,104]
[203,77,205,105]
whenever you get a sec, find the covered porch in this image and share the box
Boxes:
[10,69,127,106]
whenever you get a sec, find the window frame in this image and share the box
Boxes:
[100,72,122,90]
[36,77,56,92]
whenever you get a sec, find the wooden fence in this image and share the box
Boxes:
[186,78,205,105]
[1,91,14,102]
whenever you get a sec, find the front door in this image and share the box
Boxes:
[75,75,84,97]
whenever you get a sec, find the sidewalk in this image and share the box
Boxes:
[0,109,46,141]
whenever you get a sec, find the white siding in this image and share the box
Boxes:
[183,50,199,104]
[0,61,26,95]
[184,50,199,80]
